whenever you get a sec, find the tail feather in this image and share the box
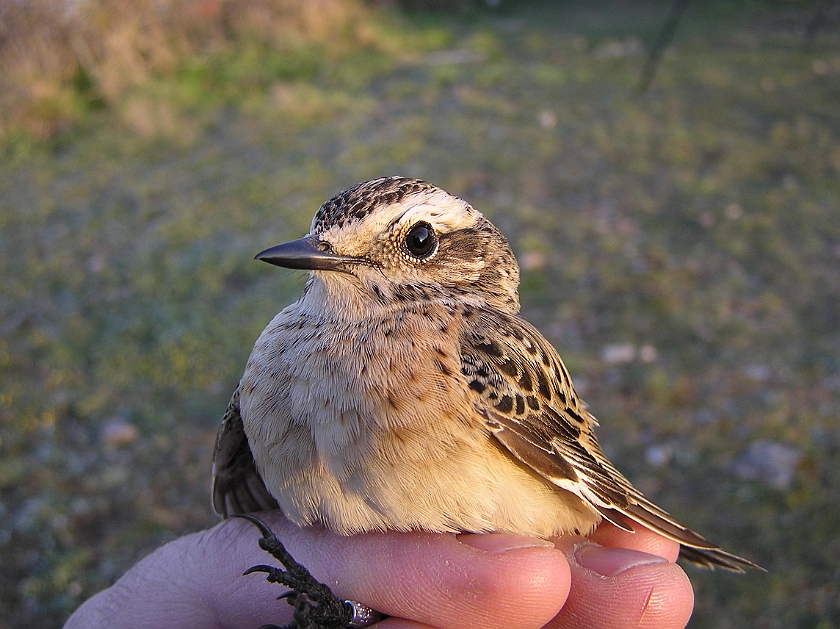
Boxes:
[678,545,765,572]
[613,502,764,572]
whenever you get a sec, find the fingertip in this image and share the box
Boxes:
[589,520,682,563]
[464,538,572,625]
[574,544,668,577]
[551,540,695,629]
[634,562,695,629]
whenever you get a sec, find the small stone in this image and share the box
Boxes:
[813,59,830,75]
[782,174,799,190]
[645,444,673,468]
[600,343,636,365]
[520,251,547,271]
[66,582,83,598]
[744,364,770,382]
[698,211,715,228]
[733,440,801,491]
[725,203,743,220]
[639,345,657,363]
[101,418,139,449]
[537,110,557,129]
[592,37,642,59]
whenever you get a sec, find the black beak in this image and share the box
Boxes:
[255,235,365,272]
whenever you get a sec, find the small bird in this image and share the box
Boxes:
[213,176,759,573]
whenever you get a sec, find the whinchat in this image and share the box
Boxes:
[213,176,758,572]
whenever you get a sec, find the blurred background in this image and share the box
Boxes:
[1,0,839,627]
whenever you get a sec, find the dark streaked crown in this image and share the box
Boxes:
[311,177,439,234]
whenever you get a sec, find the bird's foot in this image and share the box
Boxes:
[233,514,384,629]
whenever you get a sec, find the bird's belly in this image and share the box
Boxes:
[250,405,600,538]
[241,308,600,538]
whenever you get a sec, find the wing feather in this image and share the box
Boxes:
[211,384,279,517]
[461,310,761,572]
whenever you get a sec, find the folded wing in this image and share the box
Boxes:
[460,310,761,572]
[211,384,279,517]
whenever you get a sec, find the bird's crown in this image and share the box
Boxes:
[311,177,442,234]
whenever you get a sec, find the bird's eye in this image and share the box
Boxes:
[404,222,436,259]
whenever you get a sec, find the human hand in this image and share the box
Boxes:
[64,512,693,629]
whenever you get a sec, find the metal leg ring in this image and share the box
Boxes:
[344,600,385,628]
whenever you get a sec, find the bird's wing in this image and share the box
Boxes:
[460,310,760,571]
[211,384,279,517]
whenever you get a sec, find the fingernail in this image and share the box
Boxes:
[574,544,668,576]
[457,533,556,553]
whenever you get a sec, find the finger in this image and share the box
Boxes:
[226,513,572,629]
[588,520,682,562]
[547,537,694,629]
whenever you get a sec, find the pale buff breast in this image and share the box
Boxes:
[239,297,601,539]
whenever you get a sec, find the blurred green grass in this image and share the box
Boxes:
[1,1,839,627]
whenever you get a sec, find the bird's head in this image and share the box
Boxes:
[256,177,520,314]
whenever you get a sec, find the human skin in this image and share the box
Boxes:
[64,512,694,629]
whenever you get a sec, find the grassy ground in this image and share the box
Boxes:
[1,1,839,627]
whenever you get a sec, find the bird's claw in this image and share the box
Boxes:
[233,512,276,538]
[234,514,383,629]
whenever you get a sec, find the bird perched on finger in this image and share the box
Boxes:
[212,176,760,574]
